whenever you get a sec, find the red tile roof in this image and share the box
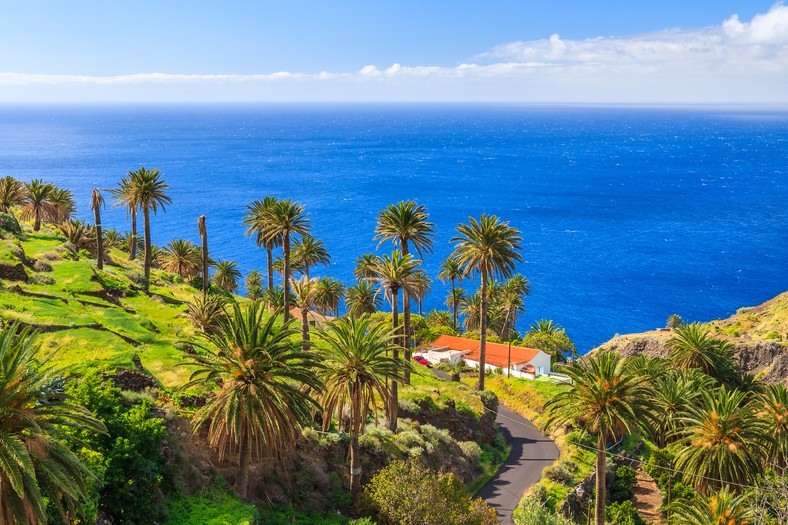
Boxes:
[430,335,542,369]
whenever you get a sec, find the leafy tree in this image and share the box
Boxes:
[522,319,576,363]
[451,215,522,391]
[242,196,283,292]
[316,316,404,498]
[20,178,56,231]
[345,280,381,318]
[513,496,574,525]
[604,501,645,525]
[460,291,483,332]
[183,303,323,498]
[674,388,769,493]
[438,257,463,331]
[212,260,242,293]
[545,351,653,525]
[364,459,497,525]
[0,325,106,524]
[425,309,452,328]
[48,187,76,223]
[127,167,171,282]
[158,239,201,278]
[409,269,431,316]
[671,487,754,525]
[646,370,709,448]
[0,176,25,215]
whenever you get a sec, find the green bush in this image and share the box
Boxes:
[605,501,646,525]
[95,269,136,295]
[479,389,499,417]
[0,212,21,234]
[459,441,484,465]
[166,483,258,525]
[125,269,149,288]
[29,274,56,286]
[513,495,573,525]
[544,463,575,485]
[610,465,638,503]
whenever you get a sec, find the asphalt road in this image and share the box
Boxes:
[477,405,560,524]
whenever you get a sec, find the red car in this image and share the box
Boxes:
[412,355,431,368]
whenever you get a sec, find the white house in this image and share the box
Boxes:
[424,335,552,379]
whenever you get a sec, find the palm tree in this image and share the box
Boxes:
[198,215,209,298]
[242,197,283,292]
[451,215,522,391]
[292,233,330,279]
[667,314,683,329]
[103,229,123,250]
[212,260,242,293]
[410,270,431,317]
[127,167,171,282]
[425,309,453,328]
[158,239,200,278]
[252,199,310,323]
[0,323,107,524]
[460,291,482,332]
[111,175,138,261]
[672,487,754,525]
[183,303,323,498]
[759,384,788,470]
[374,201,435,381]
[354,253,380,281]
[245,270,264,301]
[291,275,319,350]
[372,250,421,430]
[48,187,76,223]
[315,276,345,317]
[647,371,707,448]
[499,274,530,341]
[91,188,105,269]
[185,293,228,334]
[545,351,652,525]
[667,323,736,380]
[674,388,768,493]
[20,179,55,231]
[0,176,25,214]
[438,257,463,331]
[346,280,381,318]
[316,316,406,498]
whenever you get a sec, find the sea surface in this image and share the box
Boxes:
[0,104,785,352]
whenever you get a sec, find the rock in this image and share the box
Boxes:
[111,369,156,392]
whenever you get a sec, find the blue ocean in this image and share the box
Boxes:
[0,104,785,352]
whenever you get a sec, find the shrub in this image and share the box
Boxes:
[479,389,499,417]
[610,465,638,503]
[32,259,53,272]
[513,495,574,525]
[125,269,149,288]
[398,397,420,414]
[0,212,21,233]
[166,482,259,525]
[459,441,483,465]
[29,274,55,286]
[604,501,646,525]
[94,270,135,295]
[544,463,575,485]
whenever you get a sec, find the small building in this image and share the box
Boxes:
[288,308,335,329]
[425,335,551,379]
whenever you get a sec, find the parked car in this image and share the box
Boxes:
[412,355,431,368]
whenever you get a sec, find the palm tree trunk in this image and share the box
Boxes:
[402,242,412,385]
[199,215,208,299]
[349,390,362,499]
[94,204,103,270]
[452,279,458,331]
[34,207,41,231]
[266,244,274,292]
[283,233,291,322]
[388,290,399,432]
[301,305,310,351]
[129,208,137,261]
[143,206,152,282]
[595,432,606,525]
[478,275,488,391]
[236,430,250,499]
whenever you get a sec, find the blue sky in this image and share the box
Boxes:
[1,1,786,102]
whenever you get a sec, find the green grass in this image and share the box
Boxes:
[166,488,258,525]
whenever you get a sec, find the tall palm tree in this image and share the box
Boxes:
[242,197,283,292]
[20,179,55,231]
[183,303,323,498]
[499,274,530,341]
[671,488,754,525]
[127,167,171,282]
[759,384,788,470]
[674,388,768,493]
[545,351,652,525]
[667,323,734,377]
[374,201,435,380]
[372,250,420,431]
[291,275,319,350]
[354,253,380,281]
[445,287,466,330]
[410,270,431,317]
[460,291,483,332]
[198,215,209,298]
[111,175,138,261]
[158,239,200,278]
[212,260,242,293]
[346,280,381,318]
[451,215,522,391]
[244,270,264,301]
[647,371,708,448]
[253,199,310,322]
[48,187,76,223]
[438,257,463,331]
[0,323,106,524]
[316,316,406,498]
[91,188,105,269]
[292,233,330,279]
[315,276,345,317]
[0,176,25,215]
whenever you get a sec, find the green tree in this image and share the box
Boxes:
[646,371,709,448]
[48,187,76,223]
[183,303,323,498]
[20,178,56,231]
[292,233,330,279]
[758,384,788,470]
[354,253,380,281]
[438,257,463,331]
[316,316,405,498]
[90,188,105,269]
[314,276,345,317]
[460,291,483,333]
[671,487,754,525]
[667,323,736,380]
[0,176,26,215]
[158,239,200,278]
[372,250,421,431]
[374,201,435,383]
[451,215,522,391]
[674,388,769,493]
[212,260,242,293]
[545,351,652,525]
[244,270,264,301]
[345,280,381,318]
[127,167,171,282]
[0,324,106,524]
[522,319,576,363]
[291,275,319,350]
[498,274,530,341]
[242,197,283,292]
[185,294,228,334]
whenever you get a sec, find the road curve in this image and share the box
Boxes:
[477,405,560,524]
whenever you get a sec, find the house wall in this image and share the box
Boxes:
[529,351,552,375]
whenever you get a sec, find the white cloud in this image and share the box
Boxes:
[0,4,786,102]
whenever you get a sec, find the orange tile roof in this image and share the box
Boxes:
[430,335,542,369]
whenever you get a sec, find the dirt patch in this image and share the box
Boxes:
[0,263,29,282]
[633,469,663,524]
